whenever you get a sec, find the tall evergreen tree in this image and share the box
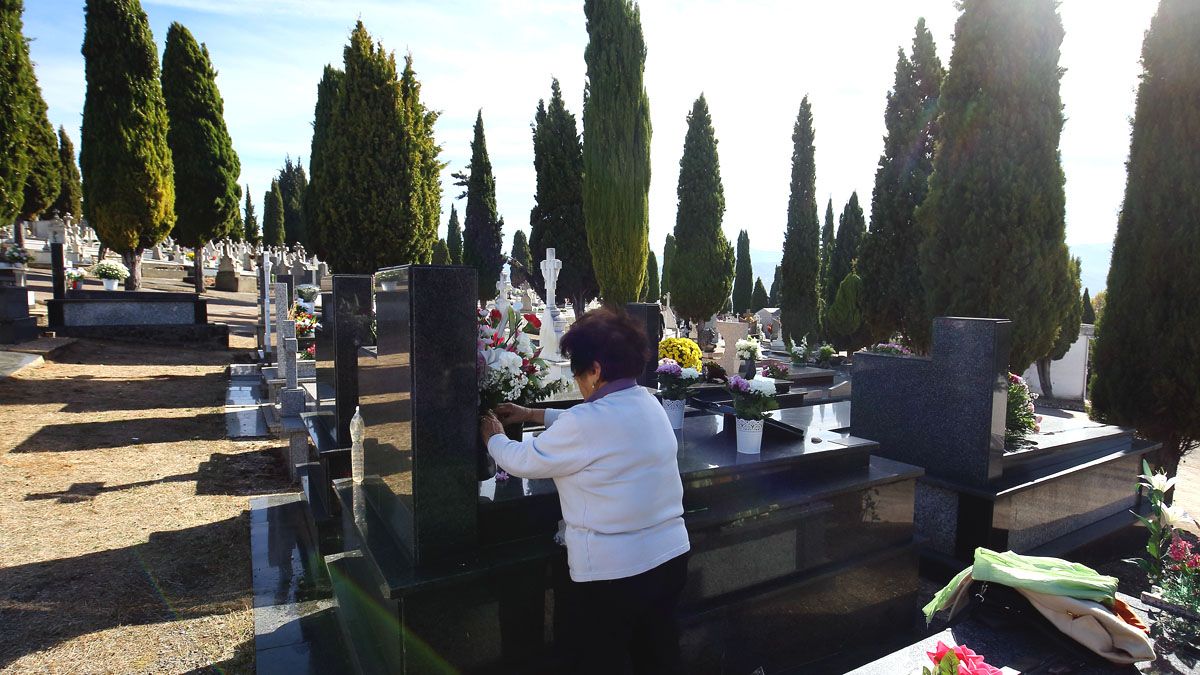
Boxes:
[529,79,595,310]
[455,111,503,302]
[641,250,660,303]
[732,229,753,313]
[825,270,868,352]
[0,0,34,227]
[825,192,866,311]
[243,186,259,245]
[81,0,175,290]
[1080,288,1095,325]
[751,277,769,312]
[19,84,61,223]
[860,19,944,348]
[510,229,532,287]
[50,127,82,219]
[1091,0,1200,477]
[277,156,306,245]
[304,65,341,259]
[661,233,676,301]
[779,97,821,341]
[1035,256,1081,399]
[446,204,463,263]
[583,0,651,305]
[916,0,1072,371]
[162,22,241,293]
[431,238,450,265]
[818,198,835,303]
[769,264,781,306]
[263,180,284,246]
[670,95,734,324]
[314,24,441,273]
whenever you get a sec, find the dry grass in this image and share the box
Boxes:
[0,340,291,674]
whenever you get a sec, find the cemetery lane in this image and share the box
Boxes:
[0,339,290,674]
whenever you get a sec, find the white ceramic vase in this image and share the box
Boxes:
[102,278,118,291]
[736,417,764,454]
[661,398,685,430]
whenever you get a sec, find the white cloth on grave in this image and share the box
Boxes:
[486,384,690,583]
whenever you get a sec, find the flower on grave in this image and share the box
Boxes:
[1160,503,1192,530]
[524,313,541,329]
[299,343,316,361]
[1168,535,1193,562]
[91,260,130,281]
[657,358,701,400]
[734,337,762,362]
[65,268,87,282]
[656,359,683,377]
[495,470,510,482]
[867,342,914,357]
[762,361,789,379]
[0,242,30,265]
[727,375,778,420]
[658,337,702,370]
[923,641,1001,675]
[787,337,808,365]
[1140,469,1179,495]
[477,302,566,412]
[1005,372,1039,444]
[290,307,319,337]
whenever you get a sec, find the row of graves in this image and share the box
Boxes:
[251,250,1162,673]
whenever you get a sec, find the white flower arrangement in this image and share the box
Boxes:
[734,337,762,362]
[679,366,701,381]
[788,337,807,363]
[747,377,778,397]
[91,260,130,281]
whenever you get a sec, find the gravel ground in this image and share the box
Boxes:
[0,339,290,674]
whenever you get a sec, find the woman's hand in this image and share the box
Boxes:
[480,411,504,440]
[494,403,530,425]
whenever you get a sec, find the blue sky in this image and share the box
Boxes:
[24,0,1157,292]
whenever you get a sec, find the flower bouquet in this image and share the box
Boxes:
[1005,373,1040,445]
[659,336,702,370]
[1132,460,1200,641]
[291,306,319,337]
[91,260,129,290]
[477,306,567,417]
[656,358,701,429]
[867,342,913,356]
[1,242,30,265]
[65,268,87,290]
[787,337,807,366]
[922,642,1001,675]
[734,337,763,378]
[727,374,778,454]
[299,343,316,361]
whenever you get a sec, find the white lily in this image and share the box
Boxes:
[1159,503,1191,530]
[1139,471,1178,494]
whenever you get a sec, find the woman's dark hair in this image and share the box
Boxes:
[559,308,650,381]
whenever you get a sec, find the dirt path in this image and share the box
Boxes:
[0,340,290,674]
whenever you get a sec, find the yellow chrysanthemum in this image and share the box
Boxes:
[659,337,702,370]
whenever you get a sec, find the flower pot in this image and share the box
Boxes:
[774,379,791,395]
[736,417,764,454]
[661,398,686,430]
[69,280,82,290]
[102,278,119,291]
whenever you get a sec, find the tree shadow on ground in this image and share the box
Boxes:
[0,372,228,414]
[11,412,227,452]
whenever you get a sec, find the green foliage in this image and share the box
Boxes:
[916,0,1072,372]
[732,229,753,313]
[583,0,651,306]
[1091,290,1107,327]
[303,65,341,259]
[751,277,769,312]
[51,127,82,219]
[263,180,284,246]
[1091,0,1200,477]
[455,110,503,302]
[642,250,659,302]
[661,233,675,300]
[529,79,595,309]
[1081,288,1095,325]
[446,204,462,263]
[779,97,821,342]
[1048,257,1083,361]
[670,95,734,324]
[860,19,944,350]
[277,156,306,245]
[242,186,258,244]
[81,0,175,276]
[825,192,866,311]
[309,24,442,274]
[819,198,834,303]
[769,264,781,306]
[19,84,60,221]
[431,238,450,265]
[0,0,33,223]
[510,229,532,287]
[1006,373,1039,444]
[162,22,241,251]
[825,271,867,352]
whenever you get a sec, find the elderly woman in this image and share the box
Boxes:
[480,308,690,673]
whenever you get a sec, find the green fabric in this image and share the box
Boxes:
[923,548,1118,624]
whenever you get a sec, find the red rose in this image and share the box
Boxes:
[524,313,542,329]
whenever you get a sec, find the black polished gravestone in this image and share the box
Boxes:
[624,302,664,387]
[317,275,373,447]
[851,317,1158,570]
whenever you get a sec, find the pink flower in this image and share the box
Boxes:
[926,642,1002,675]
[728,375,750,393]
[1168,535,1193,562]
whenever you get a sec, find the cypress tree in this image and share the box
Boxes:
[860,19,944,348]
[769,264,781,306]
[779,97,821,341]
[50,127,82,219]
[818,198,835,303]
[529,78,595,310]
[277,156,306,245]
[825,270,868,352]
[732,229,753,313]
[263,180,284,246]
[19,85,61,223]
[583,0,651,306]
[642,250,659,303]
[162,22,241,293]
[446,204,463,264]
[431,238,450,265]
[669,95,734,325]
[825,192,866,311]
[1091,0,1200,477]
[455,111,503,302]
[1081,288,1095,325]
[304,65,342,259]
[81,0,175,290]
[510,229,532,287]
[317,24,441,273]
[0,0,33,226]
[917,0,1072,372]
[661,233,675,301]
[243,186,259,245]
[751,277,769,312]
[1035,256,1081,399]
